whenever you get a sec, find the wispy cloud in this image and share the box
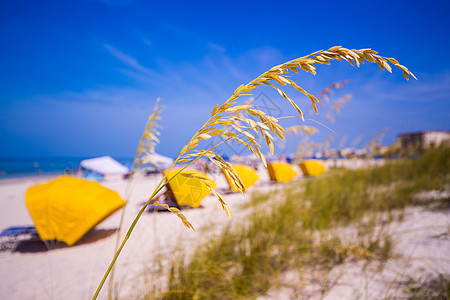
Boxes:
[103,44,156,75]
[13,44,447,157]
[350,70,450,105]
[102,43,285,103]
[389,72,450,102]
[7,45,290,157]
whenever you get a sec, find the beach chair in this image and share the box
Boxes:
[159,169,216,208]
[222,164,259,192]
[25,176,126,246]
[299,160,328,177]
[0,226,39,251]
[267,162,298,183]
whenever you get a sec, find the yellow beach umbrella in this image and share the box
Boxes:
[267,162,298,183]
[223,164,259,192]
[299,160,328,176]
[25,176,126,246]
[164,169,216,208]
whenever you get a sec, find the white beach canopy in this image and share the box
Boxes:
[80,156,129,176]
[141,153,174,169]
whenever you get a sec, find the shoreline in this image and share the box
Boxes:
[0,173,62,184]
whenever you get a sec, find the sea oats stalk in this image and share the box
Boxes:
[108,98,165,300]
[325,94,352,123]
[285,125,319,136]
[92,46,415,299]
[132,98,165,172]
[319,79,351,103]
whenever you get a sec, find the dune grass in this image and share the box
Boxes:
[301,147,449,229]
[404,274,450,300]
[153,147,449,299]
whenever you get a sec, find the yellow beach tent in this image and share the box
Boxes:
[267,162,298,183]
[25,176,126,246]
[164,169,216,208]
[299,160,328,176]
[223,164,259,192]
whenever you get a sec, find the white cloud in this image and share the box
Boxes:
[354,70,450,103]
[104,44,160,77]
[8,45,291,156]
[102,43,286,104]
[13,44,447,157]
[392,72,450,102]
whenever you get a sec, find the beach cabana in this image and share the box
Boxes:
[299,160,328,177]
[223,164,259,192]
[141,153,174,169]
[267,162,298,183]
[138,153,174,175]
[163,169,216,208]
[25,176,126,246]
[80,156,129,179]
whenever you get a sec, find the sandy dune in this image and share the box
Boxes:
[0,165,448,300]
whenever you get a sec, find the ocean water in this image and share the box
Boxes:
[0,157,134,179]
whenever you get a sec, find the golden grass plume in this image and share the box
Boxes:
[319,79,351,103]
[162,47,415,219]
[285,125,319,136]
[132,98,164,172]
[92,46,415,299]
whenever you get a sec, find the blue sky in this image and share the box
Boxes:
[1,0,449,159]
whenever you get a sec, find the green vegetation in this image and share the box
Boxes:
[239,190,272,209]
[404,274,450,300]
[155,148,449,299]
[301,147,450,229]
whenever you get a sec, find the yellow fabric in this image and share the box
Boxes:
[299,160,328,176]
[223,164,259,192]
[165,169,216,208]
[25,176,125,246]
[267,162,298,183]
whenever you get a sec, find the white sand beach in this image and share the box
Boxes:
[0,169,275,300]
[0,165,449,300]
